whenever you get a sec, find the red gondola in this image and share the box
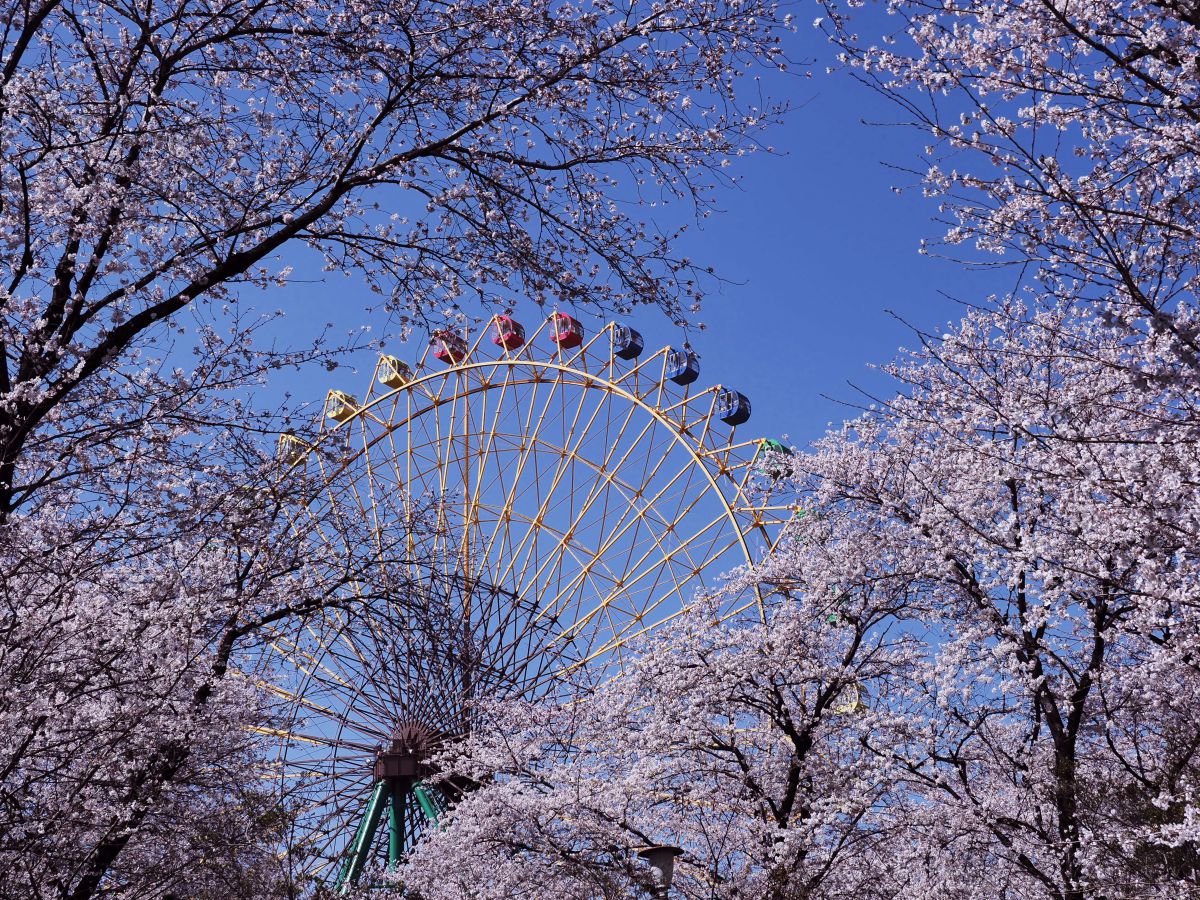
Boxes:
[431,329,467,364]
[549,312,584,349]
[492,315,526,350]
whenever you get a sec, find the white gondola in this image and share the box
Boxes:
[325,390,359,423]
[377,355,413,389]
[276,433,307,465]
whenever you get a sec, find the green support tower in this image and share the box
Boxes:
[334,725,447,894]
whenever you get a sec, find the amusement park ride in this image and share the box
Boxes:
[264,314,793,892]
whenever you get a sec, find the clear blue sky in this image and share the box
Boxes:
[251,30,1009,450]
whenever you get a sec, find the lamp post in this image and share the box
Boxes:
[636,844,683,899]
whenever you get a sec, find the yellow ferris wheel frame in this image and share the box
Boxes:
[277,315,791,659]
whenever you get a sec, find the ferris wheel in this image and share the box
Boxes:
[257,314,790,892]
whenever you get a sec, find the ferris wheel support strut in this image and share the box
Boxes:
[335,779,389,893]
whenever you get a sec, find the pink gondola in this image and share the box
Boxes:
[492,315,526,350]
[549,312,584,349]
[431,329,467,364]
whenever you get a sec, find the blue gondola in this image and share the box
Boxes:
[612,323,644,360]
[664,348,700,385]
[716,388,751,426]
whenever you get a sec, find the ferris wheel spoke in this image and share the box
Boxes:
[250,724,378,755]
[533,450,697,628]
[530,410,660,563]
[422,379,453,572]
[614,493,731,618]
[343,423,378,555]
[463,435,551,584]
[489,489,628,657]
[611,345,668,397]
[437,370,462,503]
[310,442,370,570]
[501,435,645,620]
[489,469,555,596]
[359,427,402,564]
[596,419,739,572]
[687,389,725,455]
[277,761,371,797]
[538,452,733,652]
[461,433,521,587]
[271,634,398,732]
[295,781,371,841]
[468,396,609,580]
[259,680,365,729]
[286,777,374,862]
[271,763,371,801]
[282,717,383,757]
[457,381,505,578]
[269,635,356,694]
[330,607,394,693]
[347,629,415,725]
[650,351,673,409]
[493,378,596,589]
[457,367,491,574]
[270,750,368,776]
[323,648,410,731]
[618,473,724,584]
[342,564,481,725]
[585,572,758,667]
[475,366,574,592]
[457,542,564,688]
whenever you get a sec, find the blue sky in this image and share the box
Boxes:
[251,28,1011,451]
[631,60,1007,447]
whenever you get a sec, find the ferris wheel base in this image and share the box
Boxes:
[334,780,446,893]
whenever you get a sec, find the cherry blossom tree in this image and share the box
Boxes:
[814,0,1200,374]
[0,424,461,900]
[398,586,920,900]
[0,0,793,518]
[0,2,796,895]
[785,6,1200,893]
[0,293,454,899]
[784,301,1200,899]
[0,532,290,899]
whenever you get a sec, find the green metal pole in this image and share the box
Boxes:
[334,806,370,893]
[388,786,403,867]
[412,782,442,827]
[335,779,391,894]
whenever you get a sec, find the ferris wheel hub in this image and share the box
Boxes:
[373,723,444,782]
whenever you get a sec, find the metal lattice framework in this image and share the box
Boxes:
[256,316,791,890]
